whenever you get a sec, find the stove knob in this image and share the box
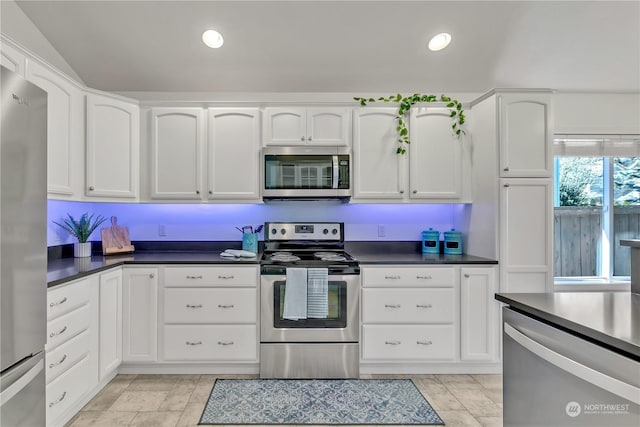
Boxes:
[323,228,329,234]
[271,228,277,235]
[280,228,286,235]
[332,228,338,235]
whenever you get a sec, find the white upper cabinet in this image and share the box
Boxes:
[26,59,83,197]
[352,108,405,200]
[409,107,463,200]
[499,93,553,177]
[207,108,260,201]
[150,108,204,199]
[86,93,139,199]
[0,40,26,76]
[263,107,350,146]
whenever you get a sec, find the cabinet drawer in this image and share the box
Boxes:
[46,304,90,351]
[163,325,257,361]
[45,329,90,384]
[362,288,454,324]
[47,280,90,320]
[46,355,90,425]
[362,325,455,360]
[164,266,258,287]
[362,267,455,287]
[164,288,256,324]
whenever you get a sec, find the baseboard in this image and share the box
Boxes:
[359,362,502,375]
[118,362,260,375]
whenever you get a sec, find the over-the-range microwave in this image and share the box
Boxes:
[262,146,351,201]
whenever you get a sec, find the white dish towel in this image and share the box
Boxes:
[283,268,308,320]
[307,268,329,319]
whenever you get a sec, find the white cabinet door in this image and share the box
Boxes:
[500,178,553,292]
[352,108,405,199]
[122,268,158,362]
[499,93,553,177]
[263,107,350,146]
[306,108,350,146]
[262,108,306,145]
[409,107,462,199]
[460,267,498,361]
[98,269,122,380]
[207,108,260,200]
[0,41,26,76]
[86,93,139,199]
[26,60,83,197]
[150,108,204,199]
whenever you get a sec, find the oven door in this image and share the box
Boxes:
[260,274,359,342]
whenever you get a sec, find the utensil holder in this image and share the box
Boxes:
[242,233,258,254]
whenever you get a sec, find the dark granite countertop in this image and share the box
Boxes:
[47,241,498,287]
[496,292,640,360]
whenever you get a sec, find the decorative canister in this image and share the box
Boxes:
[443,229,463,255]
[421,228,440,254]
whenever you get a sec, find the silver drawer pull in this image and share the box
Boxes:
[384,340,401,346]
[186,304,203,309]
[384,304,401,309]
[49,326,67,338]
[186,275,203,279]
[49,391,66,407]
[186,341,202,346]
[384,275,401,280]
[218,304,235,309]
[49,297,67,307]
[417,340,433,346]
[48,354,67,369]
[416,275,432,280]
[218,341,234,346]
[218,275,235,279]
[416,304,433,309]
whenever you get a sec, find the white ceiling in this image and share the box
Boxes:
[14,0,640,93]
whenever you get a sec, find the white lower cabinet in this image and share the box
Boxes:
[122,267,158,362]
[460,267,499,361]
[98,269,123,380]
[362,325,456,360]
[160,265,259,364]
[46,355,91,425]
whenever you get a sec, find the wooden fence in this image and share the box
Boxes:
[554,206,640,277]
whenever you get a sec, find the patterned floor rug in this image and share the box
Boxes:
[198,379,444,425]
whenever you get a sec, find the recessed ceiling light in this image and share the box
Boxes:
[202,30,224,48]
[428,33,451,52]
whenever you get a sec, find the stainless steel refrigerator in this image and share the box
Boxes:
[0,66,47,426]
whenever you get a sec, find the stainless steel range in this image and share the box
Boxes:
[260,222,360,378]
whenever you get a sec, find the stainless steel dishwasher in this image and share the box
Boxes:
[502,307,639,426]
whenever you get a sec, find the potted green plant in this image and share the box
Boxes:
[53,213,107,257]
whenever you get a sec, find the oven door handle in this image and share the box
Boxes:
[504,323,640,404]
[332,155,339,189]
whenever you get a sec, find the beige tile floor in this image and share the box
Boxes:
[66,373,503,427]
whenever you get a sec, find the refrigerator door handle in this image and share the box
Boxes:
[0,359,44,407]
[504,323,640,405]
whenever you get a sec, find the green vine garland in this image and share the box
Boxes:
[354,93,466,154]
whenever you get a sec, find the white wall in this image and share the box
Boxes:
[554,92,640,134]
[0,0,84,83]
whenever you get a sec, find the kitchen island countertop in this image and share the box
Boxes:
[496,291,640,360]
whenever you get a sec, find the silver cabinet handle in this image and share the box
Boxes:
[417,340,433,346]
[218,275,235,279]
[504,166,510,172]
[399,190,404,194]
[464,273,470,278]
[384,340,401,346]
[186,275,203,279]
[186,341,202,346]
[504,184,510,188]
[49,391,66,408]
[384,275,400,280]
[504,323,640,404]
[308,136,312,141]
[384,304,401,309]
[88,186,95,191]
[300,136,305,141]
[218,304,235,309]
[48,354,67,369]
[208,190,212,194]
[186,304,203,309]
[412,190,417,194]
[149,273,155,278]
[416,275,432,280]
[49,326,67,338]
[49,297,67,307]
[218,341,234,346]
[416,304,433,309]
[196,190,200,194]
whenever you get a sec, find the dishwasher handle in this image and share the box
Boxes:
[504,323,640,405]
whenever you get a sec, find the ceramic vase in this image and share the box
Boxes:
[74,242,91,258]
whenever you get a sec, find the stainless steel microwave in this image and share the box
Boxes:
[262,146,351,200]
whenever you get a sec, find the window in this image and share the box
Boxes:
[554,135,640,284]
